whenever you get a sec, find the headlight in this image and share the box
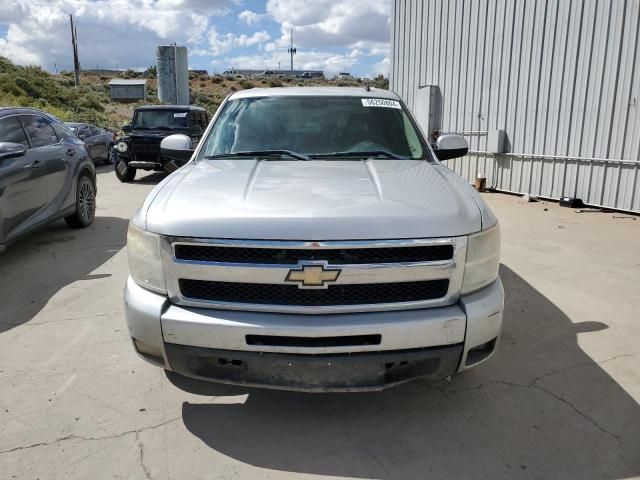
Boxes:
[116,141,128,153]
[461,223,500,294]
[127,223,166,294]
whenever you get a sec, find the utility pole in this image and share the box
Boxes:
[287,28,296,72]
[69,14,80,87]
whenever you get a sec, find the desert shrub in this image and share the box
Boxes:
[14,77,42,97]
[268,78,282,87]
[371,75,389,90]
[238,79,253,90]
[0,90,25,107]
[211,76,223,84]
[0,75,24,96]
[79,94,104,111]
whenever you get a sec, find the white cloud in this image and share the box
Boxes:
[372,57,390,77]
[238,10,264,25]
[207,28,271,56]
[0,0,231,71]
[236,0,391,76]
[266,0,390,52]
[216,49,362,76]
[0,0,391,76]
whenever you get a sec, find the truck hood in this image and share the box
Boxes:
[143,159,484,240]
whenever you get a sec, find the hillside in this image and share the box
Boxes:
[0,57,388,131]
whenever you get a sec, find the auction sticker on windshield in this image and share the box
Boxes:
[361,98,402,109]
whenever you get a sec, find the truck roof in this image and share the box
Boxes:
[229,87,400,101]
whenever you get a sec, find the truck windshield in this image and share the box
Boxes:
[198,96,428,160]
[132,110,188,130]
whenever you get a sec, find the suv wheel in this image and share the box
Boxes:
[65,174,96,228]
[104,146,114,165]
[115,159,136,182]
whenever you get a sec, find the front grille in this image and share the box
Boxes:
[131,143,160,154]
[179,279,449,306]
[133,153,159,162]
[174,244,454,264]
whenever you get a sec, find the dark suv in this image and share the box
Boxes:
[0,108,96,251]
[114,105,208,182]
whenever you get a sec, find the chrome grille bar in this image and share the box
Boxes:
[161,236,467,314]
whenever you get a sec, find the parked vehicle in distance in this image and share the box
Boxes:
[0,108,96,251]
[66,122,114,164]
[125,87,503,392]
[337,72,353,80]
[297,72,312,79]
[113,105,208,182]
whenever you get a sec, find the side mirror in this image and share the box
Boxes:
[434,134,468,160]
[0,142,27,160]
[122,124,132,133]
[161,134,193,162]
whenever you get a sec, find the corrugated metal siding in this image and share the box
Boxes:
[110,85,146,100]
[391,0,640,212]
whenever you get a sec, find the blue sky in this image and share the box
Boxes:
[0,0,391,77]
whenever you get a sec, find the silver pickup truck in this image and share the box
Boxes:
[124,87,503,392]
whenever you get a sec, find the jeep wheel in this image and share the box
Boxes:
[65,174,96,229]
[115,159,136,182]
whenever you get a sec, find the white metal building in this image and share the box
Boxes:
[391,0,640,212]
[109,79,147,101]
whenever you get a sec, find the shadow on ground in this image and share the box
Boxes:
[95,164,168,185]
[173,265,640,479]
[0,216,128,333]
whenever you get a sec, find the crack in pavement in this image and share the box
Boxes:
[0,415,182,455]
[136,432,153,480]
[0,396,222,456]
[438,375,623,442]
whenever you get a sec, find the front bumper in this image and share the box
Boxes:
[124,277,504,391]
[165,343,463,392]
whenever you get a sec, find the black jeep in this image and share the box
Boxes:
[114,105,208,182]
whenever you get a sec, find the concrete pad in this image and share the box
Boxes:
[0,168,638,479]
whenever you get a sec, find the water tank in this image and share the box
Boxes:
[156,45,189,105]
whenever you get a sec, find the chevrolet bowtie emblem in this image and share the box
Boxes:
[285,264,341,288]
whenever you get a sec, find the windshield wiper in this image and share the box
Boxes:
[203,150,310,160]
[310,150,405,160]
